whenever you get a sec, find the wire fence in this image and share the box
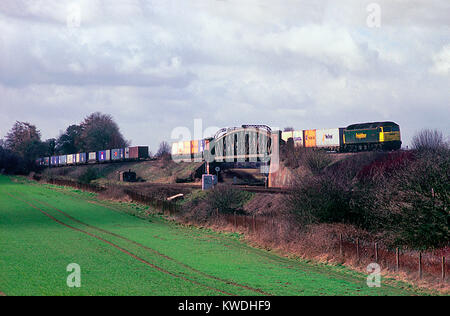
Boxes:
[222,213,448,283]
[123,189,180,215]
[45,178,105,193]
[41,178,448,283]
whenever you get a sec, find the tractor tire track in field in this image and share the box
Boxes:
[27,195,272,296]
[41,184,363,291]
[40,184,369,290]
[5,191,234,296]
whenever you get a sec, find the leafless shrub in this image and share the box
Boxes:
[99,185,129,201]
[412,129,448,153]
[287,170,352,226]
[387,148,450,249]
[281,146,332,173]
[182,185,252,223]
[303,149,333,175]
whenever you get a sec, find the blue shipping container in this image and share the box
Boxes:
[59,155,67,165]
[98,150,110,162]
[51,156,59,166]
[111,148,124,160]
[78,153,87,164]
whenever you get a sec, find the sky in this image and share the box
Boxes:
[0,0,449,151]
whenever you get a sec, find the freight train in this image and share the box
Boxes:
[36,146,149,167]
[170,121,402,163]
[36,121,401,167]
[281,121,402,151]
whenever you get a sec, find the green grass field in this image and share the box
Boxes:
[0,175,431,296]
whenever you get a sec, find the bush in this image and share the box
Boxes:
[390,149,450,249]
[288,172,352,226]
[182,185,253,222]
[205,185,252,215]
[281,146,332,173]
[287,147,450,250]
[78,167,99,184]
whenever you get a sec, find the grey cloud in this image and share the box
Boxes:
[0,0,449,151]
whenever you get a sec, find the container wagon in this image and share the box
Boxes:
[98,150,111,162]
[315,128,344,150]
[111,148,125,160]
[128,146,149,160]
[88,152,97,163]
[59,155,67,166]
[76,153,87,164]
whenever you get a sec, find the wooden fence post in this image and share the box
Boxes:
[442,257,446,281]
[356,238,360,262]
[396,248,400,272]
[419,252,422,279]
[339,234,343,257]
[375,243,378,263]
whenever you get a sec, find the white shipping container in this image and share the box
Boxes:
[172,143,178,155]
[67,155,74,164]
[316,128,341,148]
[89,152,97,161]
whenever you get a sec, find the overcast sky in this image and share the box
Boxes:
[0,0,449,151]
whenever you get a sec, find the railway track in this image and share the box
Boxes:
[130,182,290,194]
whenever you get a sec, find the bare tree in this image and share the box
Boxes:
[412,129,447,153]
[155,141,171,160]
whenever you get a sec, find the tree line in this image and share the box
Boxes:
[0,112,129,174]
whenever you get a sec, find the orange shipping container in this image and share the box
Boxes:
[183,141,191,155]
[304,129,316,147]
[192,140,199,153]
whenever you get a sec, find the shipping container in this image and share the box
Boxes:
[111,148,124,160]
[198,139,205,152]
[171,143,178,156]
[76,153,87,164]
[281,131,294,143]
[124,147,130,159]
[316,128,342,148]
[175,141,182,155]
[293,130,303,147]
[88,152,97,162]
[50,156,59,166]
[191,140,199,154]
[59,155,67,166]
[43,157,50,166]
[128,146,149,159]
[303,130,316,148]
[67,154,74,165]
[98,150,110,162]
[183,141,191,155]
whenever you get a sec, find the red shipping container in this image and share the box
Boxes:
[128,146,149,159]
